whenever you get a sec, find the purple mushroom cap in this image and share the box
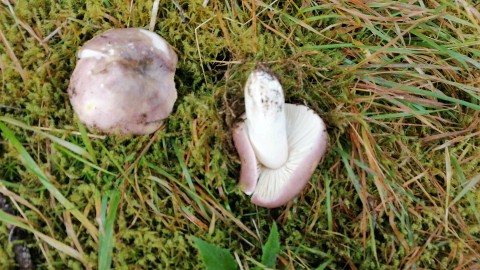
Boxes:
[68,28,178,135]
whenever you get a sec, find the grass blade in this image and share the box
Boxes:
[449,173,480,207]
[261,222,280,268]
[325,173,333,232]
[77,118,98,164]
[0,116,92,161]
[191,236,237,270]
[367,77,480,111]
[98,191,121,270]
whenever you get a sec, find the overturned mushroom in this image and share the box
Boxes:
[232,68,328,208]
[68,28,177,135]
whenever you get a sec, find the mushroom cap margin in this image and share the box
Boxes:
[232,118,259,195]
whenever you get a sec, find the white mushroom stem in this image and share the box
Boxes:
[244,69,288,169]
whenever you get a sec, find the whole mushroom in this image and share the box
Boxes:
[68,28,178,135]
[232,68,328,208]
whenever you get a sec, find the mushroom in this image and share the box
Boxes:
[68,28,177,135]
[232,68,328,208]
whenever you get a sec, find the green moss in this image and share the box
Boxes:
[1,0,480,269]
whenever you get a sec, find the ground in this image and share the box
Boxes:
[1,0,480,269]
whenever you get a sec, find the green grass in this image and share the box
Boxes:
[1,0,480,269]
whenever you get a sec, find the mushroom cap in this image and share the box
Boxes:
[233,104,328,208]
[68,28,178,135]
[244,69,288,169]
